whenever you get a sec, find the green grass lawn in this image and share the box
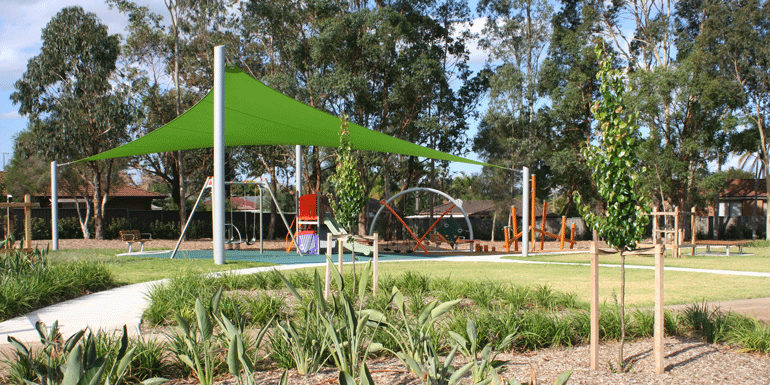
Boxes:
[508,244,770,272]
[293,258,770,308]
[42,247,770,308]
[46,248,275,284]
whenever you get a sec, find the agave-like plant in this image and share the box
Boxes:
[275,259,386,385]
[376,286,467,385]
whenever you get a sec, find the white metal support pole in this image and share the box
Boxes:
[213,45,226,265]
[522,167,530,257]
[295,145,302,196]
[51,161,59,251]
[295,145,301,239]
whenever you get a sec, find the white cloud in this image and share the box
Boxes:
[0,0,168,90]
[0,111,21,120]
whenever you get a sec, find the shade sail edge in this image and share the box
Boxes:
[78,66,502,170]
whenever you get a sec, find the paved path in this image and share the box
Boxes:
[2,254,769,344]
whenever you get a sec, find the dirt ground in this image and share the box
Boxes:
[4,238,770,384]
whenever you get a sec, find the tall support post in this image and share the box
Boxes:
[652,210,658,245]
[212,45,226,265]
[654,244,665,373]
[295,145,301,240]
[673,206,680,258]
[24,194,32,249]
[691,206,697,256]
[325,233,332,300]
[51,161,59,251]
[590,241,599,370]
[338,238,344,275]
[522,167,530,257]
[259,185,263,254]
[373,233,379,296]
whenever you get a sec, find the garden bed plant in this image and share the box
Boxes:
[0,237,114,321]
[4,262,770,385]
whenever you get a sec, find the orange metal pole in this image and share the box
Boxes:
[512,206,519,252]
[412,204,455,252]
[381,200,428,254]
[531,175,536,251]
[560,216,567,250]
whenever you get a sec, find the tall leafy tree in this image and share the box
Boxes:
[112,0,240,225]
[537,0,605,212]
[474,0,553,203]
[695,0,770,239]
[599,0,739,210]
[11,6,133,239]
[242,0,480,233]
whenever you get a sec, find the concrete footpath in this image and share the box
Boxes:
[2,255,769,344]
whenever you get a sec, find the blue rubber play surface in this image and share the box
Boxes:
[135,249,431,264]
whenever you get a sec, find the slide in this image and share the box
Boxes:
[323,216,374,256]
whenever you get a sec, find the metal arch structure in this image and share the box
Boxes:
[368,187,474,241]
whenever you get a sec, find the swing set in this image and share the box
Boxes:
[170,177,301,258]
[504,175,576,252]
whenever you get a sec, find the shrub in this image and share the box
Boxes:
[105,217,139,239]
[58,217,84,239]
[188,220,212,240]
[0,247,114,321]
[31,217,51,240]
[149,220,180,240]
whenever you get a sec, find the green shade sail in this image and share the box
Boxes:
[81,65,494,168]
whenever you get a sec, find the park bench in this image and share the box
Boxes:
[119,230,152,253]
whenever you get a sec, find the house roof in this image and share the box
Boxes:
[0,171,165,199]
[722,179,767,199]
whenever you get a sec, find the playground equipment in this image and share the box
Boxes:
[0,194,39,250]
[171,177,300,259]
[503,175,575,252]
[324,215,376,256]
[368,187,475,254]
[646,206,749,257]
[285,193,322,254]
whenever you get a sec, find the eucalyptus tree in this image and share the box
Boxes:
[11,6,134,239]
[242,0,480,234]
[597,0,740,210]
[111,0,241,222]
[535,0,605,213]
[695,0,770,239]
[473,0,552,202]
